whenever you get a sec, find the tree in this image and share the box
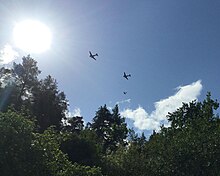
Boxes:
[62,116,84,133]
[102,93,220,176]
[90,104,128,153]
[0,110,48,176]
[144,93,220,176]
[0,110,102,176]
[0,56,69,132]
[13,55,41,102]
[0,55,40,112]
[60,129,102,167]
[110,105,128,150]
[34,127,102,176]
[102,130,147,176]
[0,81,20,112]
[32,75,68,131]
[0,55,41,112]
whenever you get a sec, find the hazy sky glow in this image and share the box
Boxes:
[0,44,19,64]
[0,0,220,135]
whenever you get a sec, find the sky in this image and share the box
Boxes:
[0,0,220,135]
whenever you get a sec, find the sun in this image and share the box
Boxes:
[13,20,52,53]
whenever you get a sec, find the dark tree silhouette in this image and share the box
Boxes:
[0,55,40,111]
[62,116,84,133]
[0,55,68,132]
[90,104,128,153]
[32,75,68,131]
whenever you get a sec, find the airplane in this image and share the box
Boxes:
[123,72,131,80]
[123,91,127,95]
[89,51,98,60]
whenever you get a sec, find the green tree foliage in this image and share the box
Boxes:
[103,93,220,176]
[4,55,220,175]
[32,75,68,131]
[137,93,220,176]
[0,110,102,176]
[34,127,102,176]
[0,83,18,112]
[0,110,47,176]
[13,55,41,102]
[0,68,21,111]
[0,55,68,131]
[0,55,41,112]
[90,104,128,153]
[154,92,220,176]
[60,129,102,167]
[62,116,84,133]
[102,130,147,176]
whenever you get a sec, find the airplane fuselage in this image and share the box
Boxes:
[123,72,131,80]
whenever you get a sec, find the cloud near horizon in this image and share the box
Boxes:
[0,44,19,64]
[66,107,82,118]
[121,80,202,131]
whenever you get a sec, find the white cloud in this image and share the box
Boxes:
[122,107,160,130]
[0,44,19,64]
[66,107,82,118]
[121,80,202,131]
[116,99,131,105]
[72,107,81,116]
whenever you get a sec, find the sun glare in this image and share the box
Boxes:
[13,20,52,53]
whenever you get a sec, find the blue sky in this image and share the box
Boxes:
[0,0,220,134]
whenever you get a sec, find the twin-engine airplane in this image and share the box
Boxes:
[89,51,98,60]
[123,72,131,80]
